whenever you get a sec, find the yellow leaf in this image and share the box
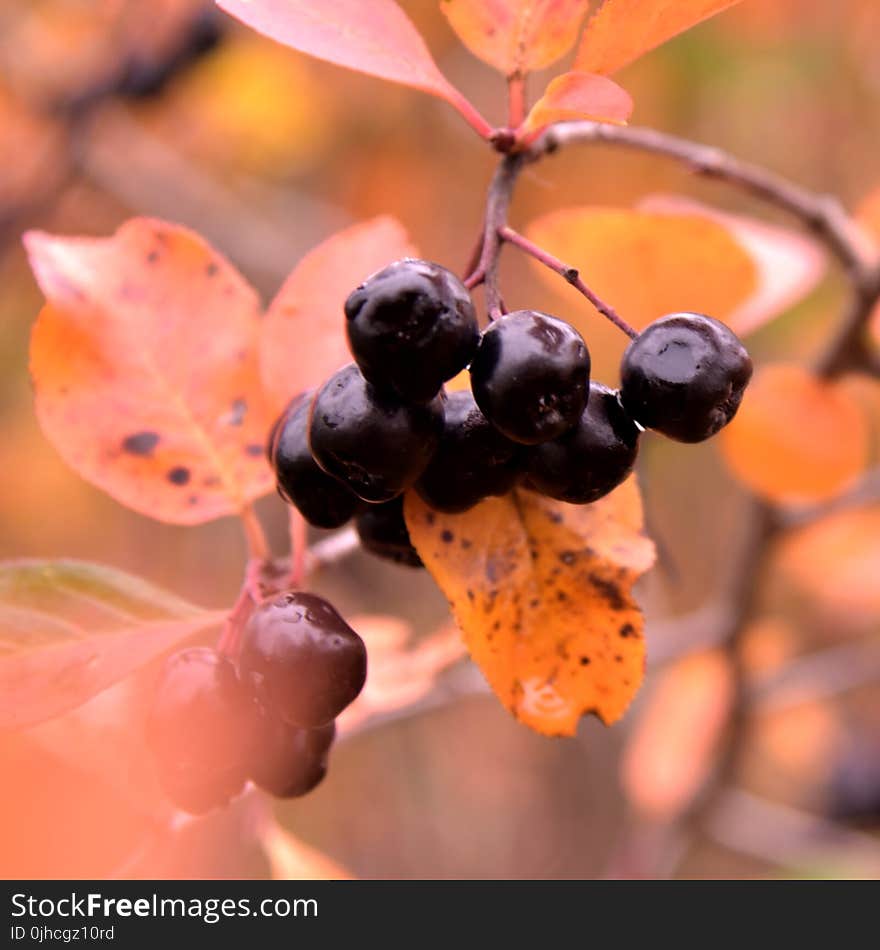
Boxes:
[405,478,656,735]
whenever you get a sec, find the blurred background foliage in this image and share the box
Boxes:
[1,0,879,879]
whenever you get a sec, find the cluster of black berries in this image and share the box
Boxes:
[147,592,366,814]
[267,258,752,564]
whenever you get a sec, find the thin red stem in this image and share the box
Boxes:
[240,503,270,561]
[507,74,527,130]
[446,88,495,140]
[498,225,639,340]
[288,508,308,588]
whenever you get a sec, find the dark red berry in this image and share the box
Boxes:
[619,313,752,443]
[248,717,336,799]
[526,382,640,504]
[469,310,590,445]
[270,392,363,528]
[309,363,444,503]
[355,496,423,568]
[345,258,479,403]
[146,647,254,814]
[239,592,367,728]
[415,389,525,512]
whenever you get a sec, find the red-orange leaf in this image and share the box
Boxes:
[216,0,486,132]
[521,71,633,138]
[441,0,589,75]
[26,218,273,525]
[575,0,743,76]
[259,217,417,414]
[405,478,656,735]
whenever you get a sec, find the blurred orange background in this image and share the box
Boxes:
[1,0,879,879]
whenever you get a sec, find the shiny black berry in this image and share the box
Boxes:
[469,310,590,445]
[345,259,479,403]
[355,496,423,568]
[248,717,336,799]
[415,389,525,512]
[526,382,640,504]
[270,392,363,528]
[309,363,444,503]
[146,647,254,814]
[619,313,752,443]
[239,592,367,728]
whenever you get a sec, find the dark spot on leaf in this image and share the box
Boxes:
[466,588,475,602]
[122,431,159,456]
[492,620,501,631]
[206,262,219,277]
[590,573,625,610]
[245,444,263,457]
[441,529,454,543]
[529,598,540,608]
[559,550,577,566]
[556,590,568,602]
[167,466,191,486]
[228,398,247,425]
[547,510,563,524]
[426,512,436,525]
[461,538,472,550]
[614,655,623,663]
[188,495,199,506]
[146,250,160,264]
[579,656,591,666]
[619,623,636,639]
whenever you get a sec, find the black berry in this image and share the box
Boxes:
[415,389,525,512]
[355,496,423,568]
[526,382,640,504]
[146,647,254,814]
[345,258,479,403]
[270,392,363,528]
[469,310,590,445]
[247,717,336,799]
[619,313,752,443]
[309,363,444,503]
[239,592,367,728]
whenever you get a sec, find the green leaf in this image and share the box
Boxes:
[0,560,225,730]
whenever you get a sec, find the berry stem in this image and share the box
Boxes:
[288,508,308,588]
[240,503,270,562]
[498,225,640,340]
[469,153,527,317]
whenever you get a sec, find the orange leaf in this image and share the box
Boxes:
[260,217,417,413]
[778,506,880,620]
[575,0,743,75]
[521,71,633,137]
[720,364,869,505]
[525,207,756,332]
[404,478,656,735]
[638,195,826,337]
[26,219,273,525]
[621,650,733,820]
[440,0,589,75]
[216,0,486,131]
